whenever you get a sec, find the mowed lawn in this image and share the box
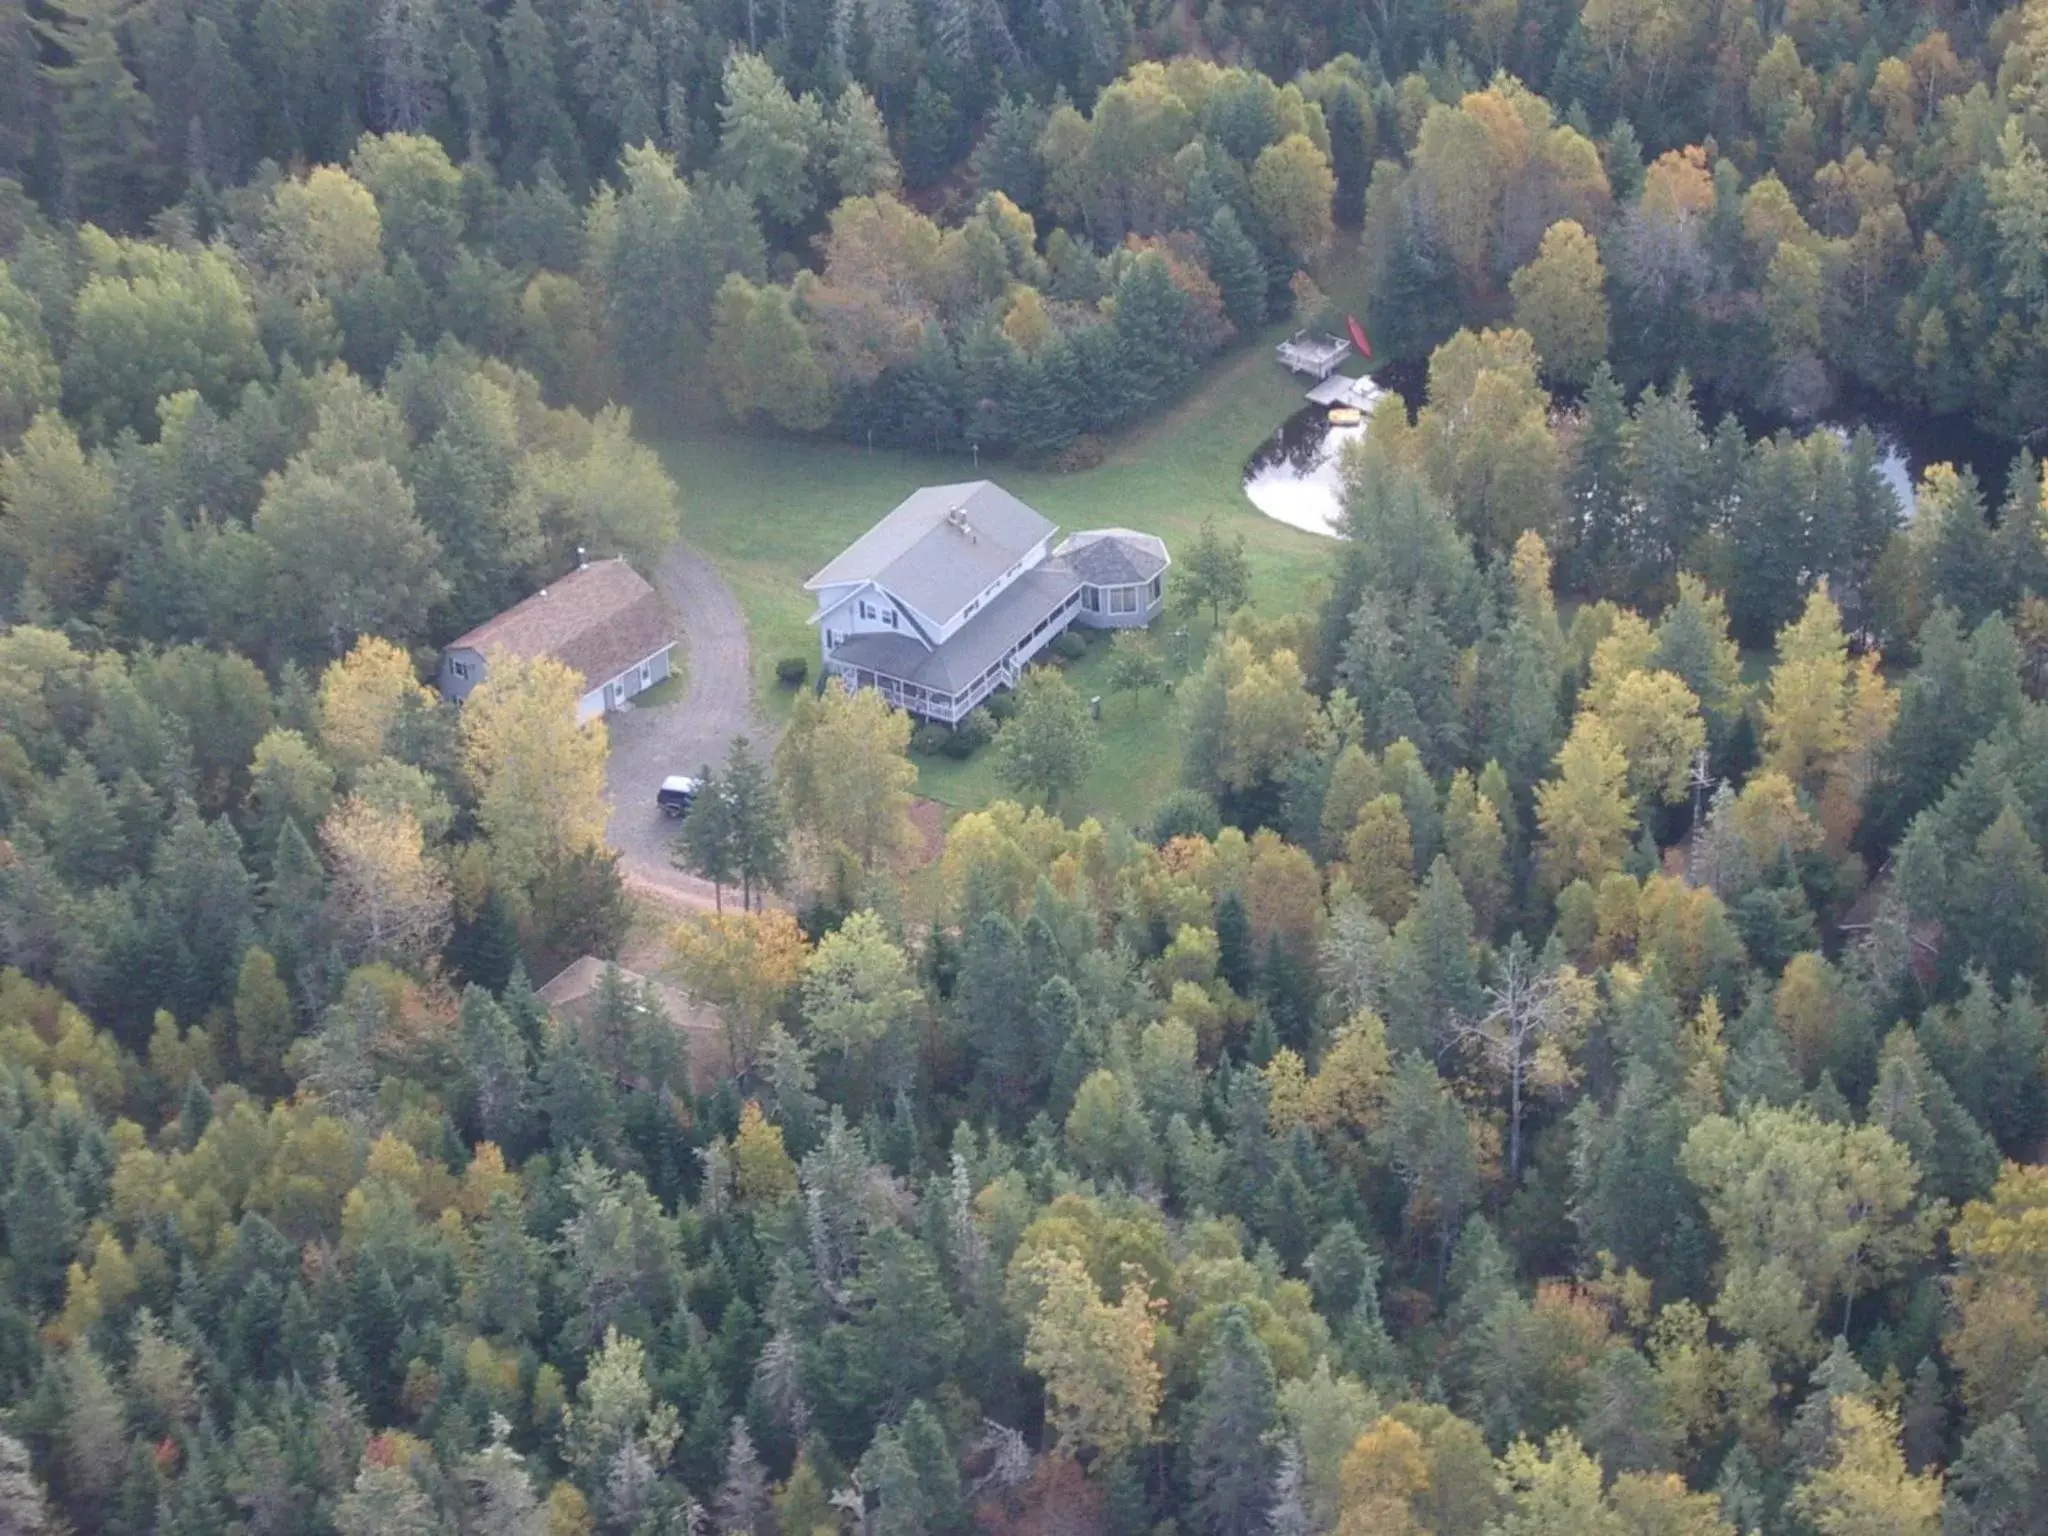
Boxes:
[653,329,1345,826]
[909,631,1189,829]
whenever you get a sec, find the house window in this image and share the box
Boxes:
[640,661,652,687]
[884,609,897,627]
[1082,587,1100,613]
[1150,575,1162,600]
[826,630,837,649]
[859,601,875,620]
[450,659,471,680]
[1111,586,1139,615]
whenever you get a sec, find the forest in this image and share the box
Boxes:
[1,0,2047,1528]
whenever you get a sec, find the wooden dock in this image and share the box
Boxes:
[1275,330,1352,379]
[1305,373,1374,406]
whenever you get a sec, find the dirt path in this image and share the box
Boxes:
[604,541,783,896]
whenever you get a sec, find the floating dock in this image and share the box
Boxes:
[1305,373,1375,406]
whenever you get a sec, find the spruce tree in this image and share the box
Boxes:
[1185,1305,1281,1536]
[1204,206,1268,335]
[723,736,790,910]
[3,1145,79,1309]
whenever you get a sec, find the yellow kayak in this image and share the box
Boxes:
[1327,406,1363,426]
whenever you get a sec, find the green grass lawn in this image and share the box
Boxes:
[628,669,686,709]
[909,633,1190,830]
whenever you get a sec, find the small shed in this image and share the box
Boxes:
[537,956,729,1092]
[1276,330,1352,379]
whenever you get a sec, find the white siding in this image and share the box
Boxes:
[576,643,674,723]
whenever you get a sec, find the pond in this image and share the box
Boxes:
[1720,384,2020,520]
[1243,365,2020,539]
[1241,400,1373,538]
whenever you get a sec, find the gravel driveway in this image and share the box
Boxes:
[604,541,781,907]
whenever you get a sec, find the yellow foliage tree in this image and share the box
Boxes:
[671,909,809,1074]
[1511,219,1611,383]
[319,796,452,969]
[1947,1162,2048,1418]
[776,679,920,892]
[460,652,608,894]
[1772,951,1839,1081]
[1346,794,1416,923]
[1304,1010,1393,1137]
[1761,584,1896,836]
[1021,1249,1162,1462]
[732,1101,798,1207]
[319,635,437,773]
[1536,714,1637,893]
[1790,1396,1941,1536]
[1336,1416,1431,1535]
[1601,669,1707,808]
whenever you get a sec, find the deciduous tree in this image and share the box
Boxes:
[1021,1248,1162,1463]
[461,652,607,895]
[1537,714,1637,893]
[1510,221,1611,384]
[995,666,1099,809]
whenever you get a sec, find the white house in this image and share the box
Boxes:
[438,558,674,724]
[805,481,1168,725]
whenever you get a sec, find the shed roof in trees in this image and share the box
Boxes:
[803,480,1057,622]
[447,558,671,690]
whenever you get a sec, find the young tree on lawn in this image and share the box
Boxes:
[995,667,1099,809]
[1106,632,1165,700]
[1178,514,1252,629]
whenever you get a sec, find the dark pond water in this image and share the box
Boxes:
[1243,360,2021,538]
[1710,384,2020,517]
[1241,361,1425,537]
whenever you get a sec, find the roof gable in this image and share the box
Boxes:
[449,559,672,691]
[806,481,1056,622]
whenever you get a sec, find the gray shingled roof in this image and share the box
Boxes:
[449,559,672,691]
[1055,529,1171,586]
[805,481,1056,623]
[831,565,1082,693]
